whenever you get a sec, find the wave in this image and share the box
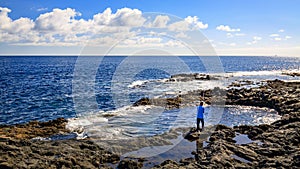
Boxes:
[66,104,165,140]
[128,80,149,88]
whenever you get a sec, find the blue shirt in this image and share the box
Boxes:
[197,106,204,119]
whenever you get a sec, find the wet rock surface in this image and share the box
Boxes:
[227,79,300,115]
[134,79,299,115]
[168,73,216,82]
[0,79,299,168]
[154,80,300,169]
[282,71,300,77]
[0,118,69,139]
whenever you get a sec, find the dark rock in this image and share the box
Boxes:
[117,159,142,169]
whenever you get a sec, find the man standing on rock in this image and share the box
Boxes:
[197,102,205,131]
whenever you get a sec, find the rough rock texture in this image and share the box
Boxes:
[118,159,143,169]
[133,87,225,109]
[0,118,69,139]
[227,79,300,115]
[134,79,299,115]
[0,118,120,169]
[0,137,120,169]
[0,79,299,168]
[155,117,299,168]
[169,73,216,82]
[154,80,300,169]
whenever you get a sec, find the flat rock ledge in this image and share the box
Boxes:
[134,79,300,115]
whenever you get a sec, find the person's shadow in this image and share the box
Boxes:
[195,139,203,161]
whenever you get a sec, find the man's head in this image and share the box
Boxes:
[200,102,203,106]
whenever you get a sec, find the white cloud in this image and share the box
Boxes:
[37,8,48,12]
[270,34,291,41]
[226,33,245,38]
[0,7,206,50]
[247,36,262,45]
[0,7,13,30]
[285,36,292,39]
[229,43,236,46]
[175,32,189,39]
[184,16,208,29]
[226,33,233,38]
[253,36,262,41]
[0,6,34,38]
[0,7,147,46]
[278,29,284,32]
[274,37,282,41]
[93,7,145,27]
[168,20,190,32]
[35,8,80,32]
[168,16,207,32]
[269,34,279,37]
[216,25,240,32]
[152,15,170,28]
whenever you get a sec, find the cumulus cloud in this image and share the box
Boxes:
[278,29,284,32]
[168,20,190,32]
[0,6,206,49]
[216,25,240,32]
[35,8,80,32]
[0,6,34,42]
[184,16,208,29]
[168,16,208,32]
[93,8,145,27]
[0,7,13,30]
[152,15,170,28]
[0,7,147,46]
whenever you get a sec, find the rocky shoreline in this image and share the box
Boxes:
[152,79,300,168]
[0,79,299,168]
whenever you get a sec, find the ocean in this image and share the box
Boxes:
[0,56,299,137]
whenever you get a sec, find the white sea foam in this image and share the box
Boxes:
[128,80,149,88]
[67,104,281,141]
[228,70,283,77]
[66,104,166,140]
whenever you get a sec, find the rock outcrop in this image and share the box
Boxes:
[0,79,299,168]
[154,80,300,169]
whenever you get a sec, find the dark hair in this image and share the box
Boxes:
[200,102,203,106]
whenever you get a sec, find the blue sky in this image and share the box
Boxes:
[0,0,299,56]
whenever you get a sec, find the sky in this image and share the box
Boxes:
[0,0,299,56]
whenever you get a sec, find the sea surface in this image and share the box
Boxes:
[0,56,299,130]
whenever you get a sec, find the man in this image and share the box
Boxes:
[196,102,205,131]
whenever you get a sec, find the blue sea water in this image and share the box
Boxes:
[0,56,299,125]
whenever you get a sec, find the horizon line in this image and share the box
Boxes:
[0,54,297,57]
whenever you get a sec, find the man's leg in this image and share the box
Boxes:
[201,118,204,130]
[196,118,200,131]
